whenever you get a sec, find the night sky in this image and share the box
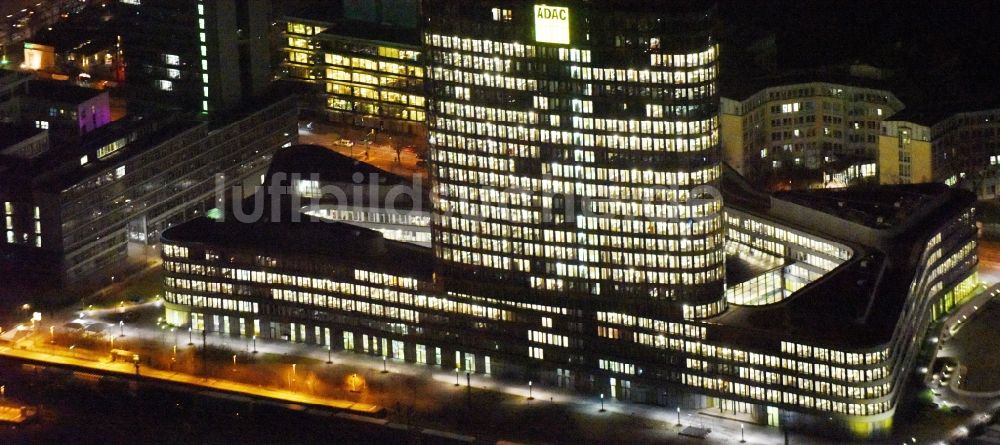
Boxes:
[719,0,1000,110]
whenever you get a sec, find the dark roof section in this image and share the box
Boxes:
[30,114,197,193]
[161,216,435,279]
[888,105,1000,128]
[315,24,420,47]
[23,80,105,104]
[283,1,420,46]
[262,144,429,212]
[775,183,946,230]
[0,122,44,149]
[720,66,892,102]
[716,176,976,350]
[720,162,770,212]
[266,144,412,187]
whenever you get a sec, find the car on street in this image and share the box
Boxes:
[334,139,355,147]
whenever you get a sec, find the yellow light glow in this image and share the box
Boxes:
[534,5,570,45]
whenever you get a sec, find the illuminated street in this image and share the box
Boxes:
[297,121,427,180]
[2,0,1000,443]
[0,298,816,444]
[1,295,991,444]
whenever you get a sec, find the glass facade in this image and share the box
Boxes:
[159,2,982,439]
[281,20,426,136]
[426,0,724,307]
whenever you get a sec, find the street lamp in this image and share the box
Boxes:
[454,367,460,386]
[599,393,605,412]
[232,354,237,371]
[252,335,257,354]
[527,380,534,400]
[676,407,681,426]
[740,423,745,443]
[119,320,125,338]
[188,327,194,346]
[381,356,388,373]
[326,345,332,364]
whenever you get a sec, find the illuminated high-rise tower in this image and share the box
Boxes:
[425,0,725,314]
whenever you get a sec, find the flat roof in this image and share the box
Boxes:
[716,178,976,350]
[162,216,434,280]
[0,122,44,150]
[267,144,413,187]
[721,67,894,103]
[162,157,976,352]
[23,80,105,104]
[774,184,945,229]
[26,87,297,194]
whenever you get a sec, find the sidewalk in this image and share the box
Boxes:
[101,319,852,445]
[0,339,381,416]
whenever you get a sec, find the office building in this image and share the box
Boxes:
[162,154,977,439]
[20,4,124,81]
[160,1,979,438]
[273,145,431,246]
[279,5,426,136]
[116,0,272,114]
[0,80,112,142]
[721,80,903,190]
[0,122,49,159]
[0,92,297,285]
[879,108,1000,199]
[0,0,95,48]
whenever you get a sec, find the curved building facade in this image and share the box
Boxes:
[424,0,725,310]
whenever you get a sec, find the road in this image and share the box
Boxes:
[0,338,381,415]
[297,122,427,180]
[4,299,968,445]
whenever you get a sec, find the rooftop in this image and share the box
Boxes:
[0,122,44,150]
[720,66,895,103]
[717,178,976,350]
[30,113,198,193]
[22,80,105,104]
[161,216,434,280]
[774,184,947,230]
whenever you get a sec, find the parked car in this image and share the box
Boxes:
[334,139,355,147]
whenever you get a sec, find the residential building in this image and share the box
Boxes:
[879,108,1000,199]
[721,80,903,190]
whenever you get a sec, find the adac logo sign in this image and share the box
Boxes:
[534,4,570,45]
